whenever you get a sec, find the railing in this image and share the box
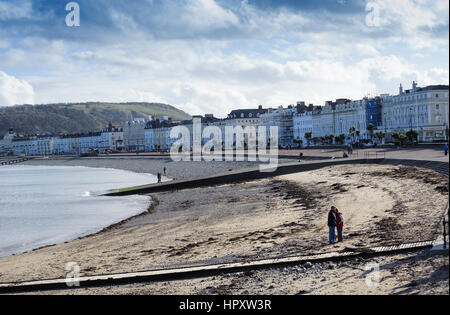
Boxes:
[364,151,386,160]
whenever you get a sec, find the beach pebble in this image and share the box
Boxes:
[303,262,313,269]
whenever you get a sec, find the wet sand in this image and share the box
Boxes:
[0,163,448,295]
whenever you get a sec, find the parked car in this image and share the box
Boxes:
[80,149,99,157]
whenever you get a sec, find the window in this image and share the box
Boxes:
[436,104,440,110]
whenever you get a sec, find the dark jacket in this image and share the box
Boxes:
[328,210,337,227]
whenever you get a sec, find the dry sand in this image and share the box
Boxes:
[0,163,448,295]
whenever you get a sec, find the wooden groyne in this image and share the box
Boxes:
[0,158,31,166]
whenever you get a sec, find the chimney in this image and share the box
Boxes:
[399,83,403,95]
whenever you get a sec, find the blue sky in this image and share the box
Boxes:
[0,0,448,117]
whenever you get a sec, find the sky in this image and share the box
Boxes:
[0,0,448,117]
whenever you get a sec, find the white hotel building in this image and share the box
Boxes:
[293,99,367,145]
[123,118,147,152]
[12,135,54,156]
[311,99,367,140]
[383,83,449,142]
[260,106,296,148]
[293,110,313,145]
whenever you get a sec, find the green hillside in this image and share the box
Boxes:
[0,102,192,136]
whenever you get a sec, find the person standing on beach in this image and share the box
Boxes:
[336,208,344,243]
[328,206,337,245]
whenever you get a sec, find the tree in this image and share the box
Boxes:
[304,132,312,146]
[349,126,356,143]
[376,131,386,143]
[406,129,419,144]
[393,133,407,146]
[399,134,408,146]
[293,138,303,148]
[367,124,375,141]
[324,134,334,145]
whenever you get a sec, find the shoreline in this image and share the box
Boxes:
[24,197,159,258]
[0,165,157,259]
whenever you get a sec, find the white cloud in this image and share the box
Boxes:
[0,71,34,107]
[0,0,33,21]
[375,0,446,30]
[420,68,450,86]
[182,0,239,30]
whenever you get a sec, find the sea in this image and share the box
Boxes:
[0,165,157,258]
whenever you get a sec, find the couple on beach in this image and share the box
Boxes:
[328,206,344,245]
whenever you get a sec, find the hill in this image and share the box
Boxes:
[0,102,192,136]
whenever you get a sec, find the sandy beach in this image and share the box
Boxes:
[0,161,448,295]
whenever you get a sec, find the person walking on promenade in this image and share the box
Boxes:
[328,206,337,245]
[157,172,162,183]
[444,144,448,156]
[336,208,344,243]
[164,167,166,175]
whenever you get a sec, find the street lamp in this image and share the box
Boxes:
[410,107,413,132]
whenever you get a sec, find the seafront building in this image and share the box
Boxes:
[1,82,448,157]
[382,83,449,142]
[227,107,268,127]
[309,99,367,142]
[53,136,79,155]
[260,106,296,148]
[12,135,54,156]
[123,118,147,152]
[293,105,314,146]
[7,124,123,156]
[0,129,15,156]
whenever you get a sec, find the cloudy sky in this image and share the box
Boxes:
[0,0,448,117]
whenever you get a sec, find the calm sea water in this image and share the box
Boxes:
[0,165,158,258]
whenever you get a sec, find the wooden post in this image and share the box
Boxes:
[444,218,448,250]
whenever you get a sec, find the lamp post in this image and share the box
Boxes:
[410,107,413,133]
